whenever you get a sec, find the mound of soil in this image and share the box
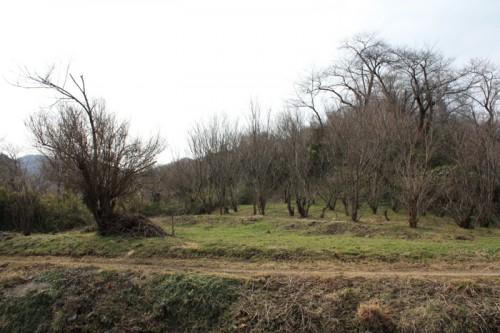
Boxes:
[324,221,371,235]
[97,214,167,237]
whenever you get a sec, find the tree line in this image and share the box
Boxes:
[153,34,500,229]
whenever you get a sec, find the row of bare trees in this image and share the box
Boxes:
[290,34,500,229]
[156,34,500,229]
[7,34,498,233]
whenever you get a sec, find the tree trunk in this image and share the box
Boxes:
[329,198,337,211]
[258,195,266,215]
[477,192,493,228]
[285,187,294,216]
[296,197,308,218]
[229,187,238,213]
[390,197,400,213]
[366,172,382,215]
[320,206,327,218]
[349,187,359,222]
[320,195,334,218]
[408,199,418,228]
[342,195,349,216]
[287,202,295,216]
[350,207,358,222]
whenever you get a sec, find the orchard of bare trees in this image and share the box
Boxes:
[159,34,500,229]
[2,33,499,236]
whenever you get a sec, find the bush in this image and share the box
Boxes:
[37,191,94,232]
[139,202,168,216]
[237,184,255,205]
[7,190,40,235]
[0,186,11,229]
[127,197,184,217]
[0,188,94,234]
[143,201,181,216]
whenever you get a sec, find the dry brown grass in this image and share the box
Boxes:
[230,274,499,332]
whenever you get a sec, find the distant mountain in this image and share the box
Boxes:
[17,154,46,176]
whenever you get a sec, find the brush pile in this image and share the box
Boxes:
[97,214,167,237]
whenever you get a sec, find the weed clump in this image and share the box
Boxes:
[355,298,396,333]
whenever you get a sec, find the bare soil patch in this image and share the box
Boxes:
[3,281,51,298]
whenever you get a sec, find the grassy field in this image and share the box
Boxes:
[0,203,498,263]
[1,203,499,332]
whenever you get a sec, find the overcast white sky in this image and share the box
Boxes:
[1,0,499,163]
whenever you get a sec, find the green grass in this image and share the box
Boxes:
[0,203,498,263]
[172,214,498,261]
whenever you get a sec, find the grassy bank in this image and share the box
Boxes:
[0,264,498,332]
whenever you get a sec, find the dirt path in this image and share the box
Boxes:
[1,255,498,279]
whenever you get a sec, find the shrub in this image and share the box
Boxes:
[0,189,93,234]
[0,186,11,229]
[37,191,94,232]
[7,190,40,235]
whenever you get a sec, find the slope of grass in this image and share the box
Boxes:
[0,267,239,332]
[0,264,498,332]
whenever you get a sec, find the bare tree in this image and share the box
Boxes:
[327,104,384,222]
[440,121,481,228]
[240,100,279,215]
[442,59,500,228]
[393,46,462,132]
[294,35,395,220]
[474,125,499,228]
[388,112,437,228]
[188,124,215,214]
[362,102,393,215]
[21,68,164,236]
[316,165,340,218]
[188,115,240,214]
[162,157,202,214]
[277,109,319,218]
[465,58,500,124]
